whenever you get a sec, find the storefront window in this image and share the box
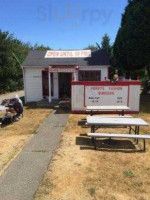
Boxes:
[79,71,101,81]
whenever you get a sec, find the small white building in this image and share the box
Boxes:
[22,49,110,103]
[22,49,141,114]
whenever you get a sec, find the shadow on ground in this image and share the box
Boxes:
[25,98,71,114]
[140,95,150,113]
[76,136,144,153]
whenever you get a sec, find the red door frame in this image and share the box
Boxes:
[42,70,49,97]
[42,70,54,98]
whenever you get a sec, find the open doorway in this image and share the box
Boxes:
[59,73,72,99]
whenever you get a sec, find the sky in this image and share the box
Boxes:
[0,0,128,49]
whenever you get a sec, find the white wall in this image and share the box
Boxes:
[129,85,141,111]
[72,83,141,112]
[72,85,84,110]
[24,67,43,102]
[23,65,109,102]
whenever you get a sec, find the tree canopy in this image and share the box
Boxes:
[33,43,52,50]
[84,44,98,51]
[101,34,112,57]
[113,0,150,75]
[0,30,52,94]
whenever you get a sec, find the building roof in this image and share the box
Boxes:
[22,49,110,67]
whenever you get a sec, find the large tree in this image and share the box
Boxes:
[0,30,52,94]
[0,30,30,93]
[113,0,150,78]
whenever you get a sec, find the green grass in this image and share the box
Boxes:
[88,187,96,196]
[123,170,133,178]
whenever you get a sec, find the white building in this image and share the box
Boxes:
[22,49,141,114]
[22,49,110,103]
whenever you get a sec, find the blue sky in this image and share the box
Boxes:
[0,0,128,49]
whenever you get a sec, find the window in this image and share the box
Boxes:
[79,71,101,81]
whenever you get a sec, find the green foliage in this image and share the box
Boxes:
[33,43,52,50]
[87,188,95,196]
[0,30,29,93]
[0,30,52,94]
[114,0,150,74]
[84,44,98,51]
[123,170,133,178]
[101,34,112,57]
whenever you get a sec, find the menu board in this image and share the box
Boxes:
[85,86,128,106]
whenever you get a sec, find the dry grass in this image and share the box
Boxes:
[34,96,150,200]
[0,106,52,175]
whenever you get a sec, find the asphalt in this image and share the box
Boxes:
[0,110,69,200]
[0,91,24,104]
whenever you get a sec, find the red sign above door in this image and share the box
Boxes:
[48,67,76,73]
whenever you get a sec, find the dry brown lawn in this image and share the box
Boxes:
[34,96,150,200]
[0,106,52,175]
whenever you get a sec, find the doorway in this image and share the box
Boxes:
[59,73,72,99]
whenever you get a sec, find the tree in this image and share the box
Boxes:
[33,43,52,50]
[101,34,112,57]
[84,45,98,51]
[0,29,53,94]
[0,30,31,93]
[113,0,150,79]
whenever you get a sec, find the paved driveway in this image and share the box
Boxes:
[0,91,24,104]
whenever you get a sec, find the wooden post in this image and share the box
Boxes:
[143,139,146,151]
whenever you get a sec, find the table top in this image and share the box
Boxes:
[86,106,130,111]
[0,105,7,111]
[87,115,132,118]
[87,116,149,126]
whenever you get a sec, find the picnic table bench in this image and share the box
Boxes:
[87,133,150,151]
[86,106,130,116]
[86,116,149,151]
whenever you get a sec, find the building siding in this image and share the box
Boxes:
[23,65,109,102]
[129,85,140,111]
[24,68,43,102]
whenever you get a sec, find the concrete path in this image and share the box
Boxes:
[0,90,24,104]
[0,110,69,200]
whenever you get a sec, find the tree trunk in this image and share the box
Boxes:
[147,66,150,80]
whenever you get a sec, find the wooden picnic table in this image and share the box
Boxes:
[86,105,130,116]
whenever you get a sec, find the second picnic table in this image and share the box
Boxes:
[86,105,130,116]
[87,116,149,136]
[86,116,150,150]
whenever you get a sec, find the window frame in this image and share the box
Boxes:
[79,70,101,81]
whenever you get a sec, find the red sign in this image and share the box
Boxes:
[48,68,76,73]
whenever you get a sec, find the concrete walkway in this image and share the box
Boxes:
[0,110,69,200]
